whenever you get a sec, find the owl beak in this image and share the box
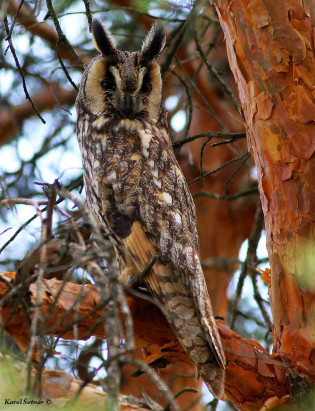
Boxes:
[120,93,136,118]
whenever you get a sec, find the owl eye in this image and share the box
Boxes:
[141,74,152,94]
[101,72,116,90]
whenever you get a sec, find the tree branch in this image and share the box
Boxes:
[0,272,291,410]
[0,84,76,145]
[7,0,86,65]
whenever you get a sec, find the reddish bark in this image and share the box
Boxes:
[213,0,315,387]
[0,273,290,410]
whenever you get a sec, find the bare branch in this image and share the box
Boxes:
[173,131,245,149]
[4,17,46,124]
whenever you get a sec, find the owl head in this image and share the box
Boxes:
[77,19,166,122]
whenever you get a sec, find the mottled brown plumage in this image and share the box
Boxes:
[76,19,225,398]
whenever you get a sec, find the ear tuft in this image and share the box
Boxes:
[141,24,166,64]
[92,19,117,56]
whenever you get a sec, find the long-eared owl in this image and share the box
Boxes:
[76,19,225,398]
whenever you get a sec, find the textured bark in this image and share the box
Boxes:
[0,273,290,410]
[213,0,315,392]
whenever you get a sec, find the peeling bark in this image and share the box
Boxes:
[213,0,315,389]
[0,273,290,410]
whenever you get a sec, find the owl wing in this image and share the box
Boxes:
[91,132,225,398]
[117,219,225,398]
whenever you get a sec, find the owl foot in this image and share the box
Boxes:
[118,267,136,286]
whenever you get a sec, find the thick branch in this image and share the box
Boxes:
[0,273,289,410]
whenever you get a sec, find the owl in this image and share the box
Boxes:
[76,19,225,398]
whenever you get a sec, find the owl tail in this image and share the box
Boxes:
[145,263,225,399]
[123,221,225,399]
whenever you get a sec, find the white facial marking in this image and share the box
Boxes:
[124,119,137,131]
[109,66,121,88]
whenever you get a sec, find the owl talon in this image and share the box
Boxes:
[118,267,135,285]
[126,275,135,286]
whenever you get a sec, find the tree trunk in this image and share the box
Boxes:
[212,0,315,388]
